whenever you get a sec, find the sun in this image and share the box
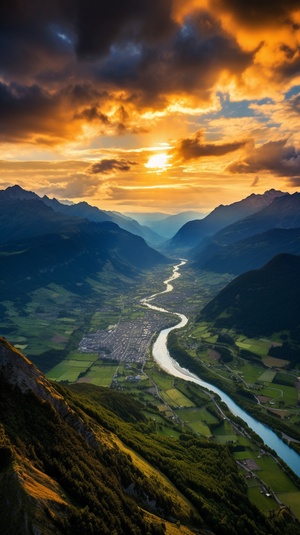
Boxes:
[145,152,171,170]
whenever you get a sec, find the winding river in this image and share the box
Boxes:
[141,260,300,478]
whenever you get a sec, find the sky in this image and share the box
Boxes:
[1,0,300,213]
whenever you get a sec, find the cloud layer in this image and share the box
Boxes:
[0,0,300,210]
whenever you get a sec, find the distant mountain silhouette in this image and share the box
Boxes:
[191,227,300,275]
[167,189,285,251]
[199,253,300,339]
[42,195,163,245]
[0,184,37,201]
[130,211,206,238]
[0,185,163,245]
[208,192,300,248]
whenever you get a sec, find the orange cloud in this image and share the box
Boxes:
[227,138,300,178]
[172,130,247,161]
[0,0,300,212]
[87,158,138,175]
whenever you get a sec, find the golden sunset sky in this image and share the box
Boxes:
[1,0,300,213]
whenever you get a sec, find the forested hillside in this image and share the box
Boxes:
[199,254,300,344]
[1,338,297,534]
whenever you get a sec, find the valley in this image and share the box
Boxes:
[1,186,300,533]
[3,3,300,531]
[9,257,299,522]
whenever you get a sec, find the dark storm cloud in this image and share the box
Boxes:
[0,0,175,80]
[0,81,108,142]
[288,177,300,187]
[0,82,61,142]
[278,52,300,78]
[97,9,252,104]
[87,159,137,174]
[0,0,256,140]
[74,107,110,124]
[173,10,249,72]
[0,0,298,146]
[0,1,252,95]
[211,0,300,27]
[0,0,76,81]
[75,0,175,59]
[227,139,300,177]
[173,130,246,161]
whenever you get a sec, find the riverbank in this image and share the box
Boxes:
[142,261,300,479]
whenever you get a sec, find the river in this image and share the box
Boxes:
[141,260,300,478]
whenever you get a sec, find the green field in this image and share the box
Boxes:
[145,364,174,390]
[160,388,195,408]
[213,420,238,443]
[46,359,94,382]
[253,455,299,493]
[47,362,86,382]
[77,362,117,386]
[258,369,277,382]
[277,492,300,520]
[233,363,263,383]
[175,407,216,437]
[247,486,277,511]
[236,337,271,356]
[262,385,297,405]
[186,420,212,437]
[176,407,218,425]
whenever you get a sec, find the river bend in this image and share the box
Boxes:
[141,261,300,478]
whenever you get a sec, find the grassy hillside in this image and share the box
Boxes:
[199,254,300,343]
[1,338,297,534]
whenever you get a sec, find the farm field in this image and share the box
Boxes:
[47,355,98,382]
[177,312,300,445]
[77,362,118,387]
[47,356,118,386]
[160,388,195,408]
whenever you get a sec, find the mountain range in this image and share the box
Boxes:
[168,189,286,251]
[202,192,300,249]
[1,185,162,245]
[0,186,169,300]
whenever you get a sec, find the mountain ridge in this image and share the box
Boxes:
[199,253,300,341]
[208,192,300,248]
[168,189,286,251]
[0,185,163,245]
[191,227,300,275]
